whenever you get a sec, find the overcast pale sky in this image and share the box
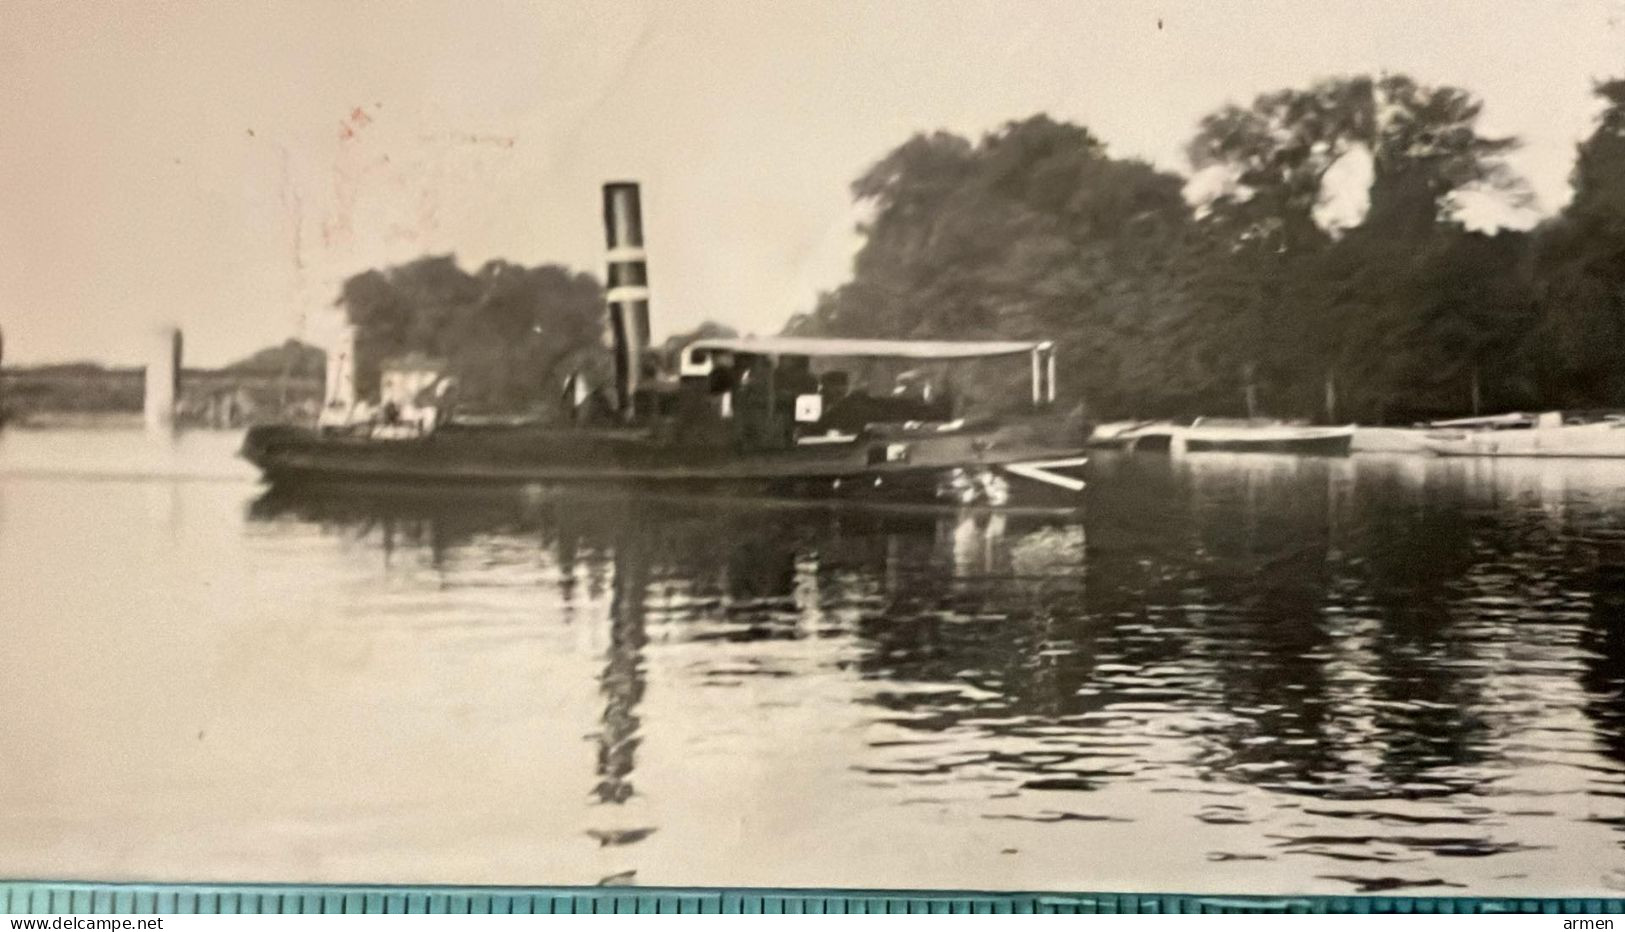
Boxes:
[2,0,1622,366]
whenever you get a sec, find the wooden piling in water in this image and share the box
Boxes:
[144,326,182,431]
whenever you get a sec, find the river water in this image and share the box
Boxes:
[2,428,1624,896]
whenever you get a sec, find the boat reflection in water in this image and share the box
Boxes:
[244,484,1085,886]
[233,454,1625,894]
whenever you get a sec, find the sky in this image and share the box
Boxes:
[2,0,1623,367]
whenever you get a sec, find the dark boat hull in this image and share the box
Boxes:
[241,420,1088,504]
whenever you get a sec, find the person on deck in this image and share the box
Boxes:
[733,355,774,448]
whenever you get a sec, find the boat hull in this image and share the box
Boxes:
[241,421,1088,504]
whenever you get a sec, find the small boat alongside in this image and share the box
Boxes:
[1421,411,1625,458]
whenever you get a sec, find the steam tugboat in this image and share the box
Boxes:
[241,183,1088,505]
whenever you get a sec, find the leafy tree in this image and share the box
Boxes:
[792,115,1198,416]
[796,84,1534,424]
[1186,74,1528,421]
[1529,79,1625,407]
[336,255,604,415]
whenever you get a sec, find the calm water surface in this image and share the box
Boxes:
[3,429,1625,895]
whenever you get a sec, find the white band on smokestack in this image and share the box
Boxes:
[603,182,651,419]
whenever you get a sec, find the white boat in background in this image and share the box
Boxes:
[1353,414,1535,454]
[1426,412,1539,430]
[1180,418,1355,455]
[1087,418,1354,455]
[1422,411,1625,458]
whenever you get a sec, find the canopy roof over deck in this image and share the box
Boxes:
[679,335,1059,405]
[682,336,1050,360]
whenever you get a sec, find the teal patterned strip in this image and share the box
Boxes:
[1,883,1623,914]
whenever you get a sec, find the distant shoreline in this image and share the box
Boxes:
[0,365,323,429]
[2,411,145,430]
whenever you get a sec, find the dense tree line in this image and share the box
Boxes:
[790,75,1625,424]
[224,338,327,379]
[337,73,1625,425]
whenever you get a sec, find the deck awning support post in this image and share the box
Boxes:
[1030,348,1042,408]
[1029,343,1056,407]
[1043,342,1056,404]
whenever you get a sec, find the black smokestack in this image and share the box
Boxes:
[603,182,651,419]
